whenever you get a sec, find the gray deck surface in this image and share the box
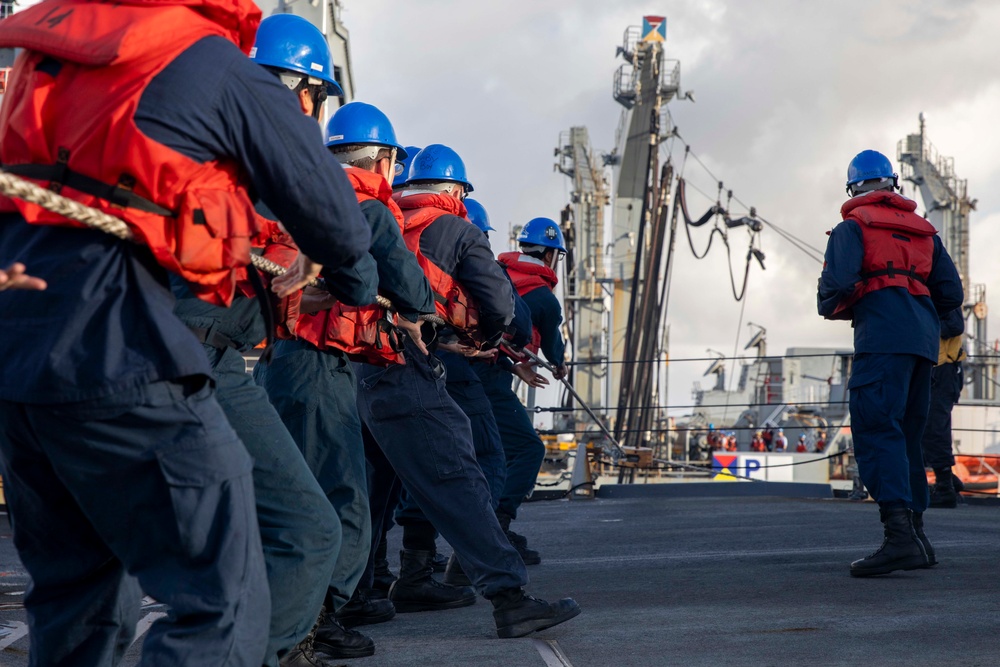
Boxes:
[2,488,999,666]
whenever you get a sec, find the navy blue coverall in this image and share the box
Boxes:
[476,281,565,519]
[354,204,529,596]
[0,35,372,666]
[819,217,963,512]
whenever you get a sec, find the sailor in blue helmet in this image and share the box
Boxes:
[464,197,496,233]
[353,145,581,637]
[437,197,543,587]
[393,145,422,191]
[249,12,344,119]
[274,101,433,646]
[478,217,568,563]
[253,99,425,659]
[172,13,376,667]
[0,3,373,666]
[819,149,963,577]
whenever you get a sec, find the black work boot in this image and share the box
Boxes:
[850,507,928,577]
[496,510,541,565]
[929,468,958,508]
[912,511,937,567]
[313,610,376,659]
[388,549,477,613]
[490,588,581,639]
[335,589,396,628]
[442,553,472,587]
[371,538,395,598]
[279,611,348,667]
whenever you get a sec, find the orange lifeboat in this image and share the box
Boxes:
[927,456,1000,492]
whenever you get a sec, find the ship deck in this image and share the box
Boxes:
[3,485,999,666]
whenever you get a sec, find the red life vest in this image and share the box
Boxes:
[828,191,937,320]
[293,167,404,366]
[498,251,558,354]
[0,0,263,306]
[397,192,483,346]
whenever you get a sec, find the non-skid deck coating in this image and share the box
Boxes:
[2,488,999,666]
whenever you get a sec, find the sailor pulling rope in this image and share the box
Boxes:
[0,169,623,449]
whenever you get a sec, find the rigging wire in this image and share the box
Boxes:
[566,352,999,365]
[669,129,826,265]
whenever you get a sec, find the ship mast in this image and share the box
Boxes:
[554,16,690,449]
[897,115,997,400]
[609,17,682,447]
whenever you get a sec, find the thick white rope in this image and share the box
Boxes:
[0,169,447,324]
[0,171,135,240]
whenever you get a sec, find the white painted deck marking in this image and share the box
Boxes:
[0,621,28,650]
[533,638,574,667]
[131,612,167,647]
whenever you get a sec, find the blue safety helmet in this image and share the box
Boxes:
[393,146,421,189]
[517,217,566,253]
[250,14,343,96]
[846,150,897,192]
[464,198,494,233]
[324,102,407,159]
[407,144,474,192]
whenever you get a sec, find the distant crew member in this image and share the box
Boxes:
[773,429,788,452]
[796,435,808,453]
[819,149,963,577]
[923,307,967,508]
[751,430,766,452]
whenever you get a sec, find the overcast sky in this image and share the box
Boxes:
[337,0,1000,415]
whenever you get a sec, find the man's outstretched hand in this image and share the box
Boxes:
[272,252,322,299]
[0,263,47,292]
[513,362,550,388]
[396,317,429,357]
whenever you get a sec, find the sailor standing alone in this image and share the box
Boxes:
[818,149,963,577]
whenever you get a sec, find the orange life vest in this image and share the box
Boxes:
[498,251,558,354]
[293,167,404,366]
[828,191,936,321]
[397,192,483,346]
[0,0,263,306]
